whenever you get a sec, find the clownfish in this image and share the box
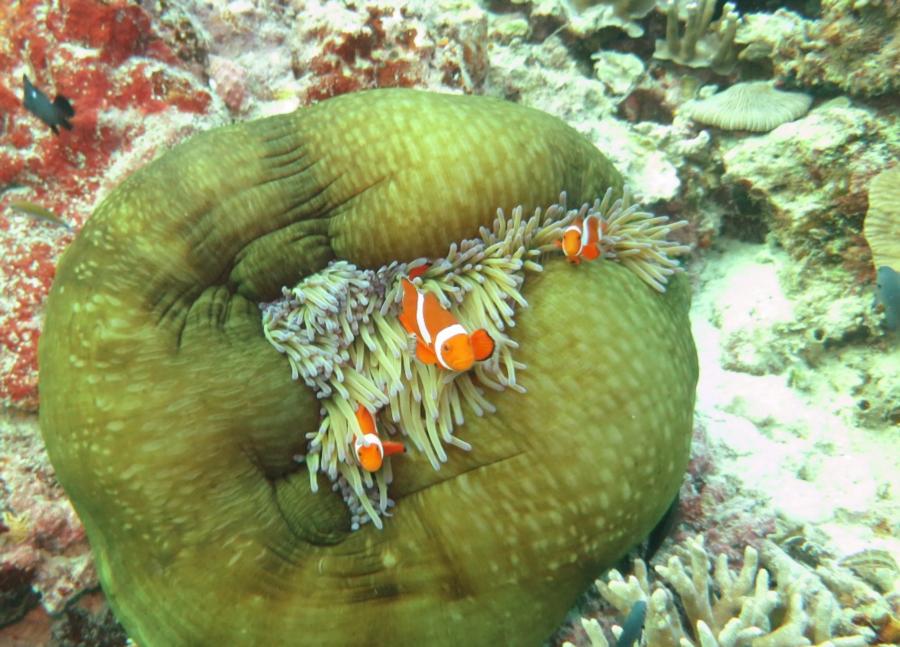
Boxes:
[398,278,495,372]
[556,215,604,264]
[354,405,405,473]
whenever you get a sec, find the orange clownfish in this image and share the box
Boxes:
[398,278,495,372]
[354,405,405,473]
[556,215,604,264]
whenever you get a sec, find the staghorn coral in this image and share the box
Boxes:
[681,81,812,133]
[263,193,691,528]
[38,89,698,645]
[653,0,743,74]
[565,536,880,647]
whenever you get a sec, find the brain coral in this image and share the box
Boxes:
[38,89,698,645]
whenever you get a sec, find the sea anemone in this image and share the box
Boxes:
[588,188,691,292]
[262,192,690,528]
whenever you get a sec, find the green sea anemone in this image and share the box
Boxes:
[38,89,698,645]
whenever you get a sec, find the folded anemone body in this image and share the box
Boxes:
[39,89,698,646]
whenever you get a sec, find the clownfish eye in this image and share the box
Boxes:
[442,343,450,352]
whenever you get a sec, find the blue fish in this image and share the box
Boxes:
[875,266,899,331]
[615,599,648,647]
[22,75,74,135]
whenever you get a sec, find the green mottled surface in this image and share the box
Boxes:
[39,89,697,646]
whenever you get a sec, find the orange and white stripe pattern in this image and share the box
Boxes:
[398,277,494,372]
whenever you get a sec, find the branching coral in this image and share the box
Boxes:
[564,536,879,647]
[653,0,742,74]
[262,192,690,528]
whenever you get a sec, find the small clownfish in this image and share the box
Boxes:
[556,215,604,264]
[398,278,495,372]
[354,405,405,473]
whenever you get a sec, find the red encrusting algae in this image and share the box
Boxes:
[0,0,212,411]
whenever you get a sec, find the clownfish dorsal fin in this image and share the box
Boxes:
[355,405,376,435]
[407,263,430,280]
[397,278,418,335]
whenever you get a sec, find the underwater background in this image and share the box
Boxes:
[0,0,897,645]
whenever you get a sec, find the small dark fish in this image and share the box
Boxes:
[7,200,74,232]
[643,493,680,562]
[22,75,74,135]
[615,600,648,647]
[875,266,900,331]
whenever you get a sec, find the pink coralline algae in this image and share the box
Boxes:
[292,3,490,103]
[676,423,777,561]
[1,414,96,628]
[0,0,214,411]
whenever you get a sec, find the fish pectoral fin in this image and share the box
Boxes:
[416,341,437,364]
[382,441,405,457]
[470,329,495,361]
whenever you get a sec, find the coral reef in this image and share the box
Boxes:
[1,412,97,632]
[749,0,900,97]
[562,535,891,646]
[38,89,697,645]
[681,81,812,132]
[0,0,219,411]
[721,99,899,270]
[653,0,743,74]
[503,0,659,39]
[2,0,897,644]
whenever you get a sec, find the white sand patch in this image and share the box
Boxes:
[691,238,900,562]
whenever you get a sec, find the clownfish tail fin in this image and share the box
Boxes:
[382,440,406,457]
[470,328,495,361]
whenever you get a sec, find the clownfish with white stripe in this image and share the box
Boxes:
[556,215,604,264]
[354,405,405,473]
[398,278,495,372]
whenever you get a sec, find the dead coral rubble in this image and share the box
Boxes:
[736,1,900,97]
